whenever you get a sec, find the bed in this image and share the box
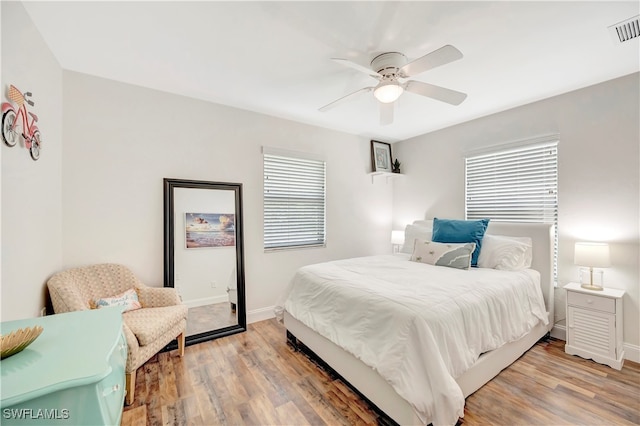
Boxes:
[278,221,555,425]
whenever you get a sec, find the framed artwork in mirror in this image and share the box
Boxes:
[164,178,246,348]
[184,212,236,248]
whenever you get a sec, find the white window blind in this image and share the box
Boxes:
[465,140,558,280]
[264,152,326,250]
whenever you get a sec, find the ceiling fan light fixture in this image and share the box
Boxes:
[374,82,403,103]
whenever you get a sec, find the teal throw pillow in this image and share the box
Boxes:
[431,218,490,267]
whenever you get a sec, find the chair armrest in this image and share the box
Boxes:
[135,286,182,308]
[121,322,140,373]
[47,281,91,313]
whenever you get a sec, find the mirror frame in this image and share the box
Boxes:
[163,178,246,346]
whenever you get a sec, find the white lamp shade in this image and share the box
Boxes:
[574,242,611,268]
[374,83,404,103]
[391,230,405,245]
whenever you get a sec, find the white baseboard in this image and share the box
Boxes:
[550,324,566,340]
[550,324,639,363]
[624,343,640,363]
[183,295,228,309]
[248,305,276,324]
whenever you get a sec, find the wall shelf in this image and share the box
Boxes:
[368,171,402,183]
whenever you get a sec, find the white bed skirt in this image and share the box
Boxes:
[285,310,549,425]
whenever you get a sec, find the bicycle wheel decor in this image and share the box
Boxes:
[30,131,41,161]
[2,109,18,147]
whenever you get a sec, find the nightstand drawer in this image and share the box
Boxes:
[567,291,615,313]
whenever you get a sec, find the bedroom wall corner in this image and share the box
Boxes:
[391,73,640,353]
[1,1,63,321]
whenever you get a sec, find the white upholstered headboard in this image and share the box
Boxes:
[412,220,555,329]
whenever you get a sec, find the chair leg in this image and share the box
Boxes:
[125,369,136,406]
[177,332,185,357]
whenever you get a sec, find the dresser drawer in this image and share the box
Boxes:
[98,332,127,425]
[567,291,615,313]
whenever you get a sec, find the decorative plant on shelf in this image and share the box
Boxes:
[392,158,401,173]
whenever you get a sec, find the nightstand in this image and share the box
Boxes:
[564,282,625,369]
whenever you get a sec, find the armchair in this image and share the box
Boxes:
[46,263,188,405]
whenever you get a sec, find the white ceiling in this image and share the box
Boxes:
[22,1,639,142]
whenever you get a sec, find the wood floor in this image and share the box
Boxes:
[121,318,640,426]
[186,302,238,336]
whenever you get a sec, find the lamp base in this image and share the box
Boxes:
[579,268,604,290]
[580,283,604,291]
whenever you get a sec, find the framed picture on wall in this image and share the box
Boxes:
[184,212,235,248]
[371,140,392,173]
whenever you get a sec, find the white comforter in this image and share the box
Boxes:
[279,254,548,426]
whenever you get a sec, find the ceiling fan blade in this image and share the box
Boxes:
[331,58,381,79]
[319,87,374,112]
[405,80,467,106]
[380,102,394,126]
[399,45,463,78]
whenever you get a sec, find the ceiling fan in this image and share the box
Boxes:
[319,45,467,125]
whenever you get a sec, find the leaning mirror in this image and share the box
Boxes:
[163,178,246,346]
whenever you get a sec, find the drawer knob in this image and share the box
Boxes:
[103,384,121,397]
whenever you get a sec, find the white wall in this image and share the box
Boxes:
[1,2,63,321]
[61,71,393,322]
[392,73,640,357]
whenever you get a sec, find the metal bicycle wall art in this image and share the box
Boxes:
[2,85,43,160]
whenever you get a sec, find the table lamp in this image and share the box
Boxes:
[391,230,405,253]
[574,242,610,291]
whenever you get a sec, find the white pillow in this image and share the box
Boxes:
[478,234,532,270]
[94,288,142,312]
[401,224,432,254]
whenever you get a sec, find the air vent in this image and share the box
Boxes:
[608,15,640,43]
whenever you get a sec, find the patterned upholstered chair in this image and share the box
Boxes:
[47,263,188,405]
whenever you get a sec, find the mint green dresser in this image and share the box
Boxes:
[1,308,126,425]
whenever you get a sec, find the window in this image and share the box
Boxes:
[263,149,326,250]
[465,138,558,281]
